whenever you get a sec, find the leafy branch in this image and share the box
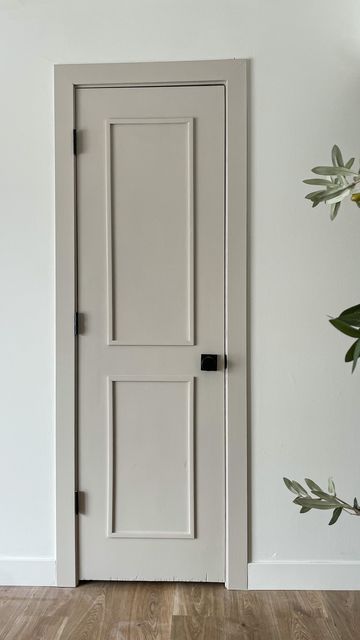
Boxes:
[283,477,360,525]
[329,304,360,372]
[304,144,360,219]
[285,145,360,527]
[303,145,360,371]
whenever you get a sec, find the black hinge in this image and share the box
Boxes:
[74,312,80,336]
[73,129,77,156]
[75,490,79,515]
[224,354,228,370]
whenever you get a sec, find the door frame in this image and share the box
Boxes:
[55,59,248,589]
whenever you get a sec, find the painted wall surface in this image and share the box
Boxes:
[0,0,360,586]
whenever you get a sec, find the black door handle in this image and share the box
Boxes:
[201,354,218,371]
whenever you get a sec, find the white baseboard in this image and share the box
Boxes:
[248,561,360,590]
[0,557,56,586]
[2,557,359,590]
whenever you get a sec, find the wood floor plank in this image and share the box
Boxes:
[173,583,224,617]
[225,590,282,639]
[100,582,175,640]
[0,583,358,640]
[1,587,70,640]
[319,591,358,640]
[170,615,249,640]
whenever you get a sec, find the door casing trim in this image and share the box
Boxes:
[55,59,248,589]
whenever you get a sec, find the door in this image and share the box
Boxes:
[77,84,225,581]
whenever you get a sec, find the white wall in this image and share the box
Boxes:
[1,0,360,588]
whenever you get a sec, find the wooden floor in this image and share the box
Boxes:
[0,582,358,639]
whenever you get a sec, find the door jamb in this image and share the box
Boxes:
[55,59,248,589]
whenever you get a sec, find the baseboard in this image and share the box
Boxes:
[248,561,360,590]
[0,557,56,586]
[2,557,359,589]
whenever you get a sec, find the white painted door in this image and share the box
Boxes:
[77,85,225,582]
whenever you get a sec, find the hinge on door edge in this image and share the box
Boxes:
[75,490,79,515]
[73,129,77,156]
[224,354,228,370]
[74,312,80,336]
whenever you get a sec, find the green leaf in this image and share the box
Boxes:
[328,477,336,496]
[283,477,299,495]
[303,178,337,186]
[345,340,358,363]
[351,338,360,372]
[329,318,360,339]
[292,481,309,497]
[293,497,337,510]
[330,202,341,220]
[329,507,342,525]
[345,157,355,169]
[310,489,332,499]
[312,166,356,176]
[305,190,327,200]
[338,314,360,328]
[310,185,353,207]
[300,506,311,513]
[332,145,344,167]
[326,187,352,205]
[305,478,323,493]
[340,304,360,317]
[339,174,349,186]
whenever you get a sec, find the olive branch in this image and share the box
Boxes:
[283,477,360,525]
[304,144,360,220]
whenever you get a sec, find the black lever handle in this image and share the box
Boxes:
[201,354,218,371]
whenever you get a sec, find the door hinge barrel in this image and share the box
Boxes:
[73,129,77,156]
[74,312,79,336]
[75,490,79,515]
